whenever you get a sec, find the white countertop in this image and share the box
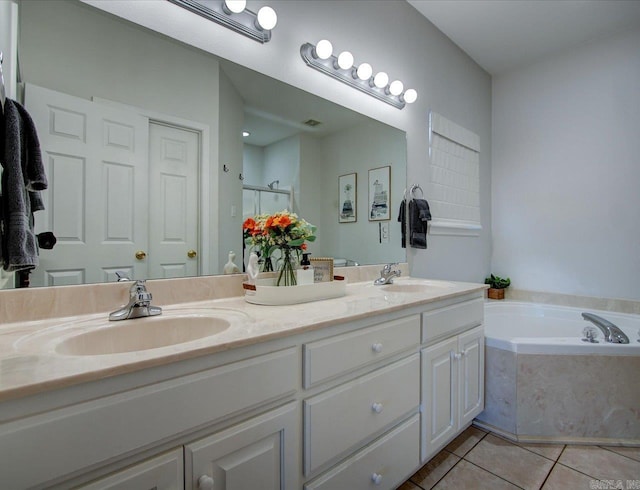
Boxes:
[0,277,486,402]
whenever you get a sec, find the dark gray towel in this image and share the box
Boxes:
[0,99,48,271]
[409,198,431,249]
[398,199,407,248]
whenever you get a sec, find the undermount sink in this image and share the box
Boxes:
[381,280,455,293]
[55,313,231,356]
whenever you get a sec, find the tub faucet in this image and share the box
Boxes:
[109,280,162,321]
[581,312,629,344]
[374,263,402,285]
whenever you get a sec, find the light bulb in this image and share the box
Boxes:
[356,63,373,81]
[389,80,404,96]
[403,88,418,104]
[223,0,246,14]
[256,6,277,30]
[373,71,389,88]
[315,39,333,60]
[337,51,354,70]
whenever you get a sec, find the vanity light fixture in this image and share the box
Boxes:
[169,0,277,43]
[300,41,417,109]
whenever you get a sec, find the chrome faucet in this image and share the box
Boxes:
[374,263,402,285]
[109,279,162,321]
[581,312,629,344]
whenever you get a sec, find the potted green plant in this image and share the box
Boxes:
[484,274,510,300]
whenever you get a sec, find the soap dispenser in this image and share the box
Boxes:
[297,253,314,285]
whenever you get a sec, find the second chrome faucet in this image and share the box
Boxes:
[374,263,402,285]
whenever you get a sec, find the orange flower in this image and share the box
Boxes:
[274,214,291,228]
[243,218,256,231]
[301,243,307,251]
[263,217,272,231]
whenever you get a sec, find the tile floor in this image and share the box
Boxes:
[397,425,640,490]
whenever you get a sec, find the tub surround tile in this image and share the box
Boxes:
[541,463,595,490]
[475,346,517,434]
[517,355,640,440]
[410,450,460,489]
[432,460,519,490]
[445,426,487,457]
[506,288,640,315]
[559,445,640,481]
[465,434,554,490]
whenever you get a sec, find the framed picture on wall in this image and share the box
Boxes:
[368,165,391,221]
[338,173,357,223]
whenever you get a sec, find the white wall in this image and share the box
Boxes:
[263,135,300,200]
[86,0,493,283]
[0,0,18,99]
[492,27,640,301]
[218,70,244,270]
[242,145,265,186]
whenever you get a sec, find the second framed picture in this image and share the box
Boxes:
[368,165,391,221]
[338,173,357,223]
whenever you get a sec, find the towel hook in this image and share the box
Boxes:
[410,184,424,198]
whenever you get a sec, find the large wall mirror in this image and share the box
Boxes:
[9,0,406,288]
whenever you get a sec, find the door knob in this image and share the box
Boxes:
[187,249,197,258]
[135,250,147,260]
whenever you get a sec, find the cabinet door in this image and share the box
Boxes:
[77,448,183,490]
[458,326,484,428]
[421,337,458,461]
[185,403,297,490]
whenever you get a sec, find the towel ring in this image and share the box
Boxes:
[410,184,424,198]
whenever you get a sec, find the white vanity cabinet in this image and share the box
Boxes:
[185,403,298,490]
[0,347,298,489]
[302,315,422,490]
[420,297,485,462]
[0,281,488,490]
[76,449,184,490]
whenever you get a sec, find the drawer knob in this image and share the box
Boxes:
[371,472,383,485]
[371,342,383,353]
[372,402,384,414]
[454,352,462,360]
[198,475,214,489]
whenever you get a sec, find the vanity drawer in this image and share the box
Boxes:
[303,314,420,388]
[304,414,420,490]
[303,353,419,475]
[422,298,483,343]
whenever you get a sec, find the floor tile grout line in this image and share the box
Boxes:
[409,430,490,490]
[427,453,463,490]
[553,461,608,482]
[489,432,566,463]
[461,458,526,489]
[537,461,558,490]
[599,445,640,464]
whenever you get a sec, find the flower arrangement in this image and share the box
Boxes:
[243,210,316,286]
